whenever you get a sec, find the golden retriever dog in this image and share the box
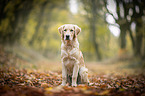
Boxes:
[58,24,89,86]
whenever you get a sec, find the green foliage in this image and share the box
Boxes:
[0,0,128,61]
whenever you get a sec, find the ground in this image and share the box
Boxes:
[0,47,145,96]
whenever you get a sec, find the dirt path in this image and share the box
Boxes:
[16,60,144,76]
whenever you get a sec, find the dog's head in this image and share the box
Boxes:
[58,24,81,41]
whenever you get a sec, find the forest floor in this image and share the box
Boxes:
[0,46,145,96]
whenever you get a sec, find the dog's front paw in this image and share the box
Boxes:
[61,83,66,86]
[72,83,77,87]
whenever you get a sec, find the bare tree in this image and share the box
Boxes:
[81,0,103,60]
[104,0,145,57]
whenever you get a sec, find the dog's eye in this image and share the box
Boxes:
[70,29,73,32]
[64,29,66,31]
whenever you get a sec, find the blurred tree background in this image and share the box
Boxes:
[0,0,144,62]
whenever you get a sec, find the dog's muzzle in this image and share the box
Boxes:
[65,35,70,40]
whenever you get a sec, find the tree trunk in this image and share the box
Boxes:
[29,1,47,46]
[16,1,33,44]
[135,18,143,56]
[128,27,135,49]
[90,0,102,60]
[119,25,127,49]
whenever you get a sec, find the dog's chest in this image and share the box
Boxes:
[62,49,77,65]
[61,47,79,60]
[64,58,75,75]
[61,48,79,75]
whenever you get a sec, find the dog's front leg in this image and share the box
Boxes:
[61,63,67,86]
[72,61,79,87]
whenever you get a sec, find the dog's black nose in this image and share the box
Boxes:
[66,35,70,40]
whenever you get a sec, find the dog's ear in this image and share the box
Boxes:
[58,25,65,40]
[58,25,65,34]
[74,25,81,36]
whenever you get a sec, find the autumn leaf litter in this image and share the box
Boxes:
[0,67,145,96]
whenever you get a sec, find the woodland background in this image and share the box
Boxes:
[0,0,145,95]
[0,0,144,61]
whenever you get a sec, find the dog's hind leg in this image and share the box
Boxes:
[79,67,89,84]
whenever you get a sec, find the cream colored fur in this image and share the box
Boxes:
[58,24,89,86]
